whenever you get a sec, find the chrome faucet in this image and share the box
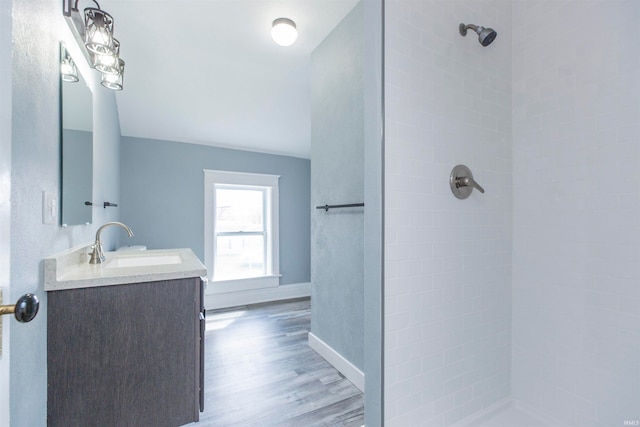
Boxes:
[89,222,134,264]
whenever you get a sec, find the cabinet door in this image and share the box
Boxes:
[48,278,200,427]
[199,277,206,412]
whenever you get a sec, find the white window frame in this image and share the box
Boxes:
[204,170,280,294]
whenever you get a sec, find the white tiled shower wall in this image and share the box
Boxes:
[385,1,513,425]
[386,1,640,426]
[512,1,640,426]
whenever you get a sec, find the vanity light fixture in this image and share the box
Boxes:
[60,46,79,82]
[62,0,126,90]
[93,38,120,74]
[271,18,298,47]
[100,58,125,91]
[83,6,114,55]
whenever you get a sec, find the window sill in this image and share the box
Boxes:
[207,274,281,294]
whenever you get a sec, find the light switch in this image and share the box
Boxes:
[42,191,58,225]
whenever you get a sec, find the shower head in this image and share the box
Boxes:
[459,23,497,46]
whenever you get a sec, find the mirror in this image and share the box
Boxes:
[60,43,93,226]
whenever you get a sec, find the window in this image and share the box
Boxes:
[204,170,280,293]
[214,187,266,280]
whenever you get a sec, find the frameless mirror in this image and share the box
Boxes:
[60,43,93,226]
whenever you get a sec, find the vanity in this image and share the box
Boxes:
[52,8,207,426]
[44,246,207,427]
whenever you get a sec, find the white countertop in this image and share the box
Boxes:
[45,244,207,291]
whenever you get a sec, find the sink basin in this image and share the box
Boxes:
[106,254,182,268]
[45,246,207,291]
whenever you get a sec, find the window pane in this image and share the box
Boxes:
[215,188,264,232]
[215,235,265,280]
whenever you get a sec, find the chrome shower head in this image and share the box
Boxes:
[459,23,497,46]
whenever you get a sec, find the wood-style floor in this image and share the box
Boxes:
[193,298,364,427]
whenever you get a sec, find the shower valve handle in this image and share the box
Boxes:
[450,165,485,199]
[458,176,485,193]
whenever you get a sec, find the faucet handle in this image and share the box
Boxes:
[89,241,105,264]
[89,222,133,264]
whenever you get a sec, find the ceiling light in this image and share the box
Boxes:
[271,18,298,47]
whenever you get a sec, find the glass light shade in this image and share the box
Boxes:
[60,50,79,82]
[100,59,124,91]
[271,18,297,46]
[93,38,120,74]
[84,7,115,55]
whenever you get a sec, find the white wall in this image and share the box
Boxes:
[512,2,640,425]
[386,1,640,426]
[384,1,512,424]
[10,0,121,424]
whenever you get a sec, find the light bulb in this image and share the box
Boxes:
[271,18,297,47]
[100,58,124,91]
[60,54,78,82]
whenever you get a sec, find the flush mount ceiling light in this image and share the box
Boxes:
[62,0,126,90]
[271,18,298,47]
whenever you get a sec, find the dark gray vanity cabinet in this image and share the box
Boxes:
[47,277,204,427]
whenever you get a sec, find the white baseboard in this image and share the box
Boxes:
[204,282,310,310]
[308,332,365,392]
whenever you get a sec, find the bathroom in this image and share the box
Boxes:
[1,1,638,427]
[3,0,381,425]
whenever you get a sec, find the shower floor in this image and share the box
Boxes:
[472,407,549,427]
[457,400,554,427]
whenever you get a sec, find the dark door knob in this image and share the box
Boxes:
[0,293,39,323]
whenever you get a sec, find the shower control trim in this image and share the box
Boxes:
[450,165,485,199]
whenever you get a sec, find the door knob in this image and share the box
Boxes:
[0,293,40,323]
[450,164,485,199]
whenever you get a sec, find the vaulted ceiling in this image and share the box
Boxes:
[105,0,359,159]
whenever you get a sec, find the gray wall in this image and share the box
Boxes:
[363,0,383,424]
[310,2,365,370]
[10,0,122,424]
[0,0,13,422]
[61,129,92,226]
[119,137,311,286]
